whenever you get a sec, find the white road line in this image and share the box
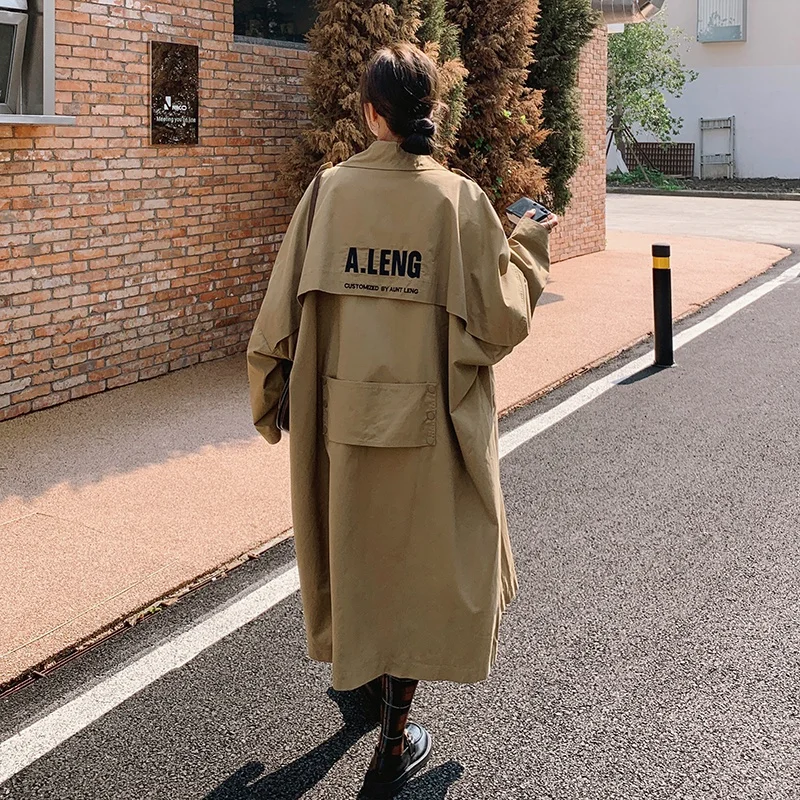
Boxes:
[500,258,800,459]
[0,566,300,786]
[1,256,798,785]
[498,350,654,459]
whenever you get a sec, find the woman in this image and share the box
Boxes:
[247,43,557,798]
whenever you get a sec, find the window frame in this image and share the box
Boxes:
[697,0,747,43]
[0,0,75,125]
[233,33,309,51]
[0,9,28,114]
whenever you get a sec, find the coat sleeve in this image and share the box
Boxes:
[246,178,318,444]
[452,187,551,367]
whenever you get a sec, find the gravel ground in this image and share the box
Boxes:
[608,176,800,195]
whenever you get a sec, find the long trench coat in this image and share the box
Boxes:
[247,140,551,691]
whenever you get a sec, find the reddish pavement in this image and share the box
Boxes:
[0,230,788,687]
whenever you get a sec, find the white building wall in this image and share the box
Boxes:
[668,65,800,178]
[631,0,800,178]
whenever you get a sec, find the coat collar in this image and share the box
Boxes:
[339,140,448,173]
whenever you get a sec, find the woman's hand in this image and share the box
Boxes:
[541,213,559,232]
[524,209,559,232]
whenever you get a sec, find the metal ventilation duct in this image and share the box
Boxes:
[592,0,665,24]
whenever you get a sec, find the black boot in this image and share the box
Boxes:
[360,722,433,798]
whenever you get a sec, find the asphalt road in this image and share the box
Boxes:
[2,254,799,800]
[607,193,800,245]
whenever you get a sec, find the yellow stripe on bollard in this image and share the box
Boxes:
[651,243,674,366]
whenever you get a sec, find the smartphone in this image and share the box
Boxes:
[506,197,552,226]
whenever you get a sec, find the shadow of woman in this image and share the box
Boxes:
[207,759,464,800]
[204,689,464,799]
[391,761,464,798]
[204,688,370,800]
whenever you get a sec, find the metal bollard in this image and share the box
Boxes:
[652,243,674,367]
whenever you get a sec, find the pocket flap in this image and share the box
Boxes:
[323,377,437,448]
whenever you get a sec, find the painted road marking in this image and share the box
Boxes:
[0,566,300,786]
[500,257,800,459]
[1,256,799,786]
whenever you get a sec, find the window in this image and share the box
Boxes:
[0,4,27,113]
[698,0,747,43]
[1,0,73,123]
[234,0,316,46]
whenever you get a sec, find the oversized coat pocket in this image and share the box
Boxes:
[323,377,437,448]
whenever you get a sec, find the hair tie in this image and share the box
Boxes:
[412,117,436,137]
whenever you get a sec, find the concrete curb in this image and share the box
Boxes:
[5,247,796,699]
[607,187,800,202]
[0,233,790,694]
[499,245,798,420]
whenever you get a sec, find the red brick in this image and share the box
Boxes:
[11,384,51,403]
[0,17,606,424]
[89,366,121,381]
[72,337,105,353]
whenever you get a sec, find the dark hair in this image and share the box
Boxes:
[360,43,440,156]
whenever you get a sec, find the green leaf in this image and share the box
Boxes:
[607,17,697,143]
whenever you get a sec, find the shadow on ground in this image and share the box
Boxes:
[0,354,259,502]
[617,364,671,386]
[205,689,463,800]
[537,291,564,306]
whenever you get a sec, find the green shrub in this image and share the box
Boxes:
[528,0,600,213]
[281,0,421,202]
[446,0,547,213]
[607,166,683,190]
[417,0,467,157]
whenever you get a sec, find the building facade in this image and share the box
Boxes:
[653,0,800,178]
[1,1,607,423]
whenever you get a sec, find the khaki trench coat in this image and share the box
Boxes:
[247,141,551,691]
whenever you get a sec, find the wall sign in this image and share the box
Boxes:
[150,41,199,146]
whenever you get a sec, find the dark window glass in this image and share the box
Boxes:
[0,24,15,105]
[234,0,316,44]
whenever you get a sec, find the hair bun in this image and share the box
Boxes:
[401,117,437,155]
[412,117,436,137]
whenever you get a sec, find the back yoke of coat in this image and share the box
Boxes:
[248,141,550,691]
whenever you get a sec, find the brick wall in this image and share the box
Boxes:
[1,8,607,422]
[550,27,608,263]
[0,0,309,421]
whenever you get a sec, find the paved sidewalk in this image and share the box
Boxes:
[0,230,788,687]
